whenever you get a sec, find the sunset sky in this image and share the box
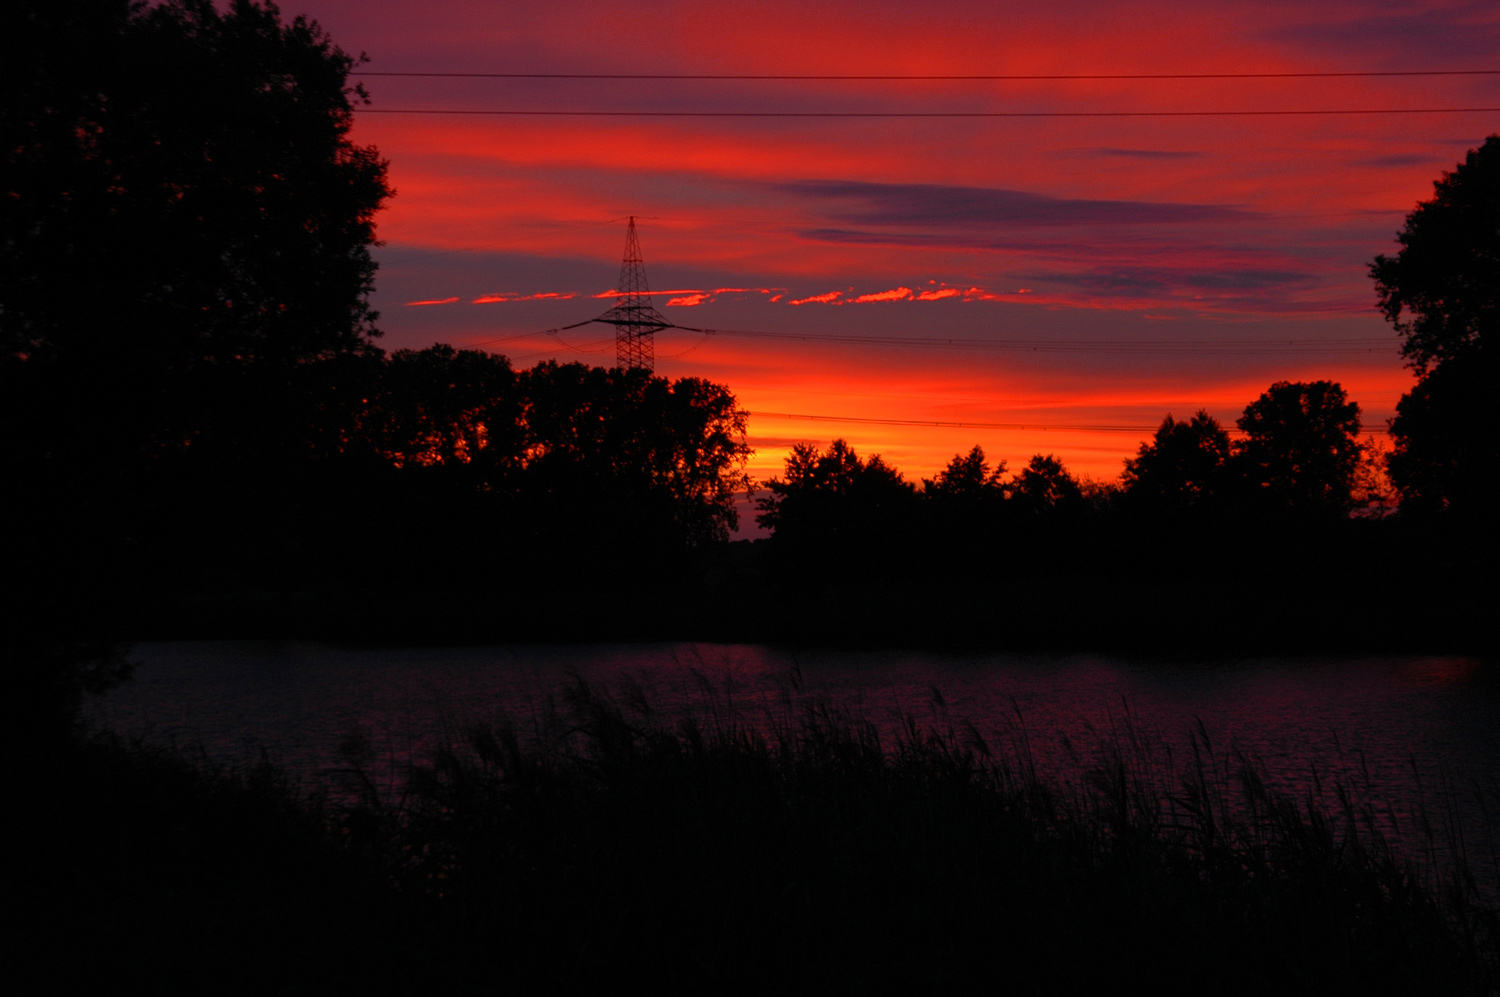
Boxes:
[297,0,1498,516]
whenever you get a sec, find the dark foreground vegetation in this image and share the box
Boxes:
[20,659,1499,994]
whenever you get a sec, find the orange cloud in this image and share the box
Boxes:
[784,285,1000,305]
[473,292,576,304]
[788,291,844,305]
[850,287,915,303]
[404,297,459,307]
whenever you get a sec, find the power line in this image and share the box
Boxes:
[468,325,1397,357]
[357,69,1500,81]
[751,411,1159,433]
[362,106,1500,118]
[676,327,1397,355]
[470,326,1396,357]
[749,410,1394,435]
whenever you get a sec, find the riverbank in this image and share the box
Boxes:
[26,665,1500,992]
[109,566,1496,657]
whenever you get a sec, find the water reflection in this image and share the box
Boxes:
[89,641,1498,888]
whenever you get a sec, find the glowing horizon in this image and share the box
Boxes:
[289,0,1498,491]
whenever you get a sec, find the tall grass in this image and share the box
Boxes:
[330,671,1499,993]
[32,660,1497,992]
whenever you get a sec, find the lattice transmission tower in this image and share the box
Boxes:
[549,217,701,372]
[596,217,671,370]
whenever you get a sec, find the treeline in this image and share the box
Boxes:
[2,345,751,636]
[747,377,1491,653]
[5,351,1491,650]
[757,377,1378,571]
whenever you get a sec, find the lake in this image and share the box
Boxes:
[88,641,1499,889]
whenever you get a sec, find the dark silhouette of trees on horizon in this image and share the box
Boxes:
[1122,411,1233,512]
[756,377,1374,554]
[1235,380,1363,514]
[1010,453,1086,516]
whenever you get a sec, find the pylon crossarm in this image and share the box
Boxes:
[593,318,673,331]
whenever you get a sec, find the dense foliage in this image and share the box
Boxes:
[1371,136,1499,513]
[757,378,1373,550]
[2,0,389,367]
[1371,136,1498,374]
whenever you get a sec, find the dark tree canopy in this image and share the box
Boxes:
[756,439,915,546]
[1235,381,1362,512]
[519,361,752,544]
[1,0,391,367]
[1369,135,1499,374]
[1369,136,1499,513]
[1011,453,1083,514]
[923,446,1007,502]
[366,345,522,472]
[1384,350,1498,514]
[1121,410,1232,510]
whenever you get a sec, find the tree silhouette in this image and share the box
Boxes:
[1369,135,1498,513]
[1011,454,1083,515]
[1370,135,1498,374]
[1121,411,1232,511]
[518,362,751,545]
[2,0,391,368]
[1235,381,1362,513]
[1384,356,1497,514]
[365,345,521,472]
[2,0,394,537]
[756,439,916,557]
[923,446,1008,502]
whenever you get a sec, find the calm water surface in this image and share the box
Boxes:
[90,641,1499,881]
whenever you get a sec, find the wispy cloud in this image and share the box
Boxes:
[850,287,914,303]
[776,179,1249,229]
[591,287,783,304]
[473,291,577,304]
[785,283,1003,306]
[788,290,845,306]
[1356,154,1437,169]
[404,297,460,307]
[1092,148,1200,160]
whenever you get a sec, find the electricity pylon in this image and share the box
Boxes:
[595,217,672,370]
[548,217,703,372]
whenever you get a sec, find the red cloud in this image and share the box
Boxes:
[850,287,914,303]
[404,297,460,307]
[473,292,576,304]
[788,290,844,305]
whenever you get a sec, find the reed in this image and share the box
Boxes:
[338,671,1499,993]
[35,669,1498,992]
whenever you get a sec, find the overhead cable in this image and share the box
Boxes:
[667,327,1397,355]
[361,106,1500,118]
[749,410,1393,435]
[356,69,1500,81]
